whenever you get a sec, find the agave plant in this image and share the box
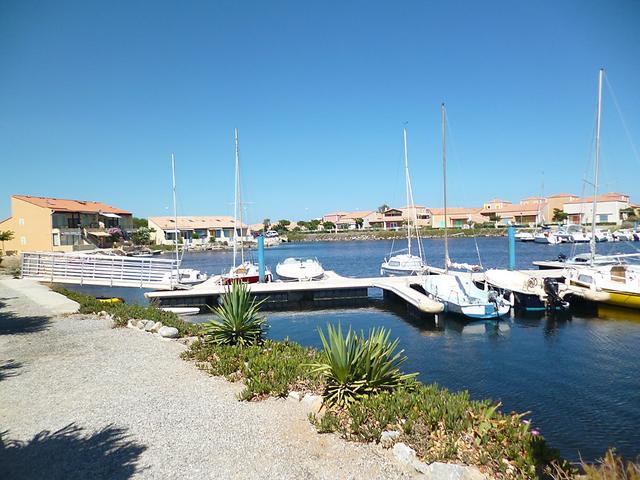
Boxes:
[202,282,267,346]
[309,323,416,408]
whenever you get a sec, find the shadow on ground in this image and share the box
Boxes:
[0,297,51,335]
[0,359,22,381]
[0,423,147,480]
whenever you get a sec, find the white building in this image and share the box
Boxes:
[148,216,250,246]
[563,192,631,226]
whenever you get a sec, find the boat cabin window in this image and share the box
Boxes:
[577,274,593,285]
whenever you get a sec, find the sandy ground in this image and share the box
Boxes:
[0,277,412,479]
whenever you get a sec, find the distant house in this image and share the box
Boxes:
[0,195,133,253]
[148,216,249,245]
[562,192,631,226]
[430,207,484,228]
[480,197,545,226]
[545,193,578,222]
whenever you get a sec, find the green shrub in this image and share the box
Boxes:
[201,283,266,346]
[309,324,416,408]
[52,286,200,337]
[182,338,323,400]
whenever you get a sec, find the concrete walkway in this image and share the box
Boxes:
[0,278,410,479]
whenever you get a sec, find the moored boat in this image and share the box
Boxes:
[160,306,201,316]
[380,128,429,277]
[276,257,324,281]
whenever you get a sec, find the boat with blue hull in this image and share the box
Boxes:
[424,274,510,319]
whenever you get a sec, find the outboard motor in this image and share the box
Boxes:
[543,277,569,310]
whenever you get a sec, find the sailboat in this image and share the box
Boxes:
[380,128,429,276]
[422,104,510,319]
[162,153,208,287]
[563,69,640,309]
[221,128,272,284]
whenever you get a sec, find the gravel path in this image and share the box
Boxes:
[0,278,412,479]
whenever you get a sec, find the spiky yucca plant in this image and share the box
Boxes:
[202,282,266,346]
[309,324,416,408]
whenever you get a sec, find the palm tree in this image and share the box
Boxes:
[0,230,14,255]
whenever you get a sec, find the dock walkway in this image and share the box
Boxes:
[146,270,447,314]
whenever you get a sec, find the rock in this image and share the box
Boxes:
[150,321,163,333]
[177,336,198,347]
[143,321,157,331]
[136,319,149,330]
[158,326,179,338]
[380,430,401,448]
[392,442,416,466]
[414,462,487,479]
[302,393,323,413]
[127,320,137,328]
[288,391,302,401]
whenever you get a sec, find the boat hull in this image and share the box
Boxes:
[222,273,272,285]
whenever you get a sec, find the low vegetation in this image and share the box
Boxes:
[201,283,267,346]
[52,286,200,337]
[182,338,323,401]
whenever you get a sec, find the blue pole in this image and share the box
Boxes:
[635,221,638,233]
[508,226,516,271]
[258,235,265,282]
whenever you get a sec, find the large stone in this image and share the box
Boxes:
[392,442,416,466]
[159,326,179,338]
[302,393,323,413]
[288,391,302,401]
[380,430,401,448]
[143,321,157,331]
[150,321,163,333]
[414,462,487,480]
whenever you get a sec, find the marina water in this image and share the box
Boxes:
[68,237,640,462]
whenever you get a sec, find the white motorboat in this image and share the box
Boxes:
[162,268,208,285]
[424,274,510,319]
[565,224,590,243]
[380,128,429,276]
[594,229,613,242]
[565,263,640,310]
[534,230,561,244]
[421,104,510,320]
[276,257,325,281]
[484,269,569,311]
[160,306,200,316]
[514,231,535,242]
[613,229,637,242]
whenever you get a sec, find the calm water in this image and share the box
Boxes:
[67,238,640,461]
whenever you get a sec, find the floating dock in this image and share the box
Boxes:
[145,270,447,315]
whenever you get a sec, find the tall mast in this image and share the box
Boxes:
[442,103,449,273]
[403,127,412,256]
[590,68,604,265]
[233,128,240,267]
[171,153,180,268]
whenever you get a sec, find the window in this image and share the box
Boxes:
[18,218,25,225]
[67,213,81,228]
[598,214,609,223]
[61,232,80,246]
[20,236,27,245]
[52,233,60,246]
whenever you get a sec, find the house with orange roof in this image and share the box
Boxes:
[562,192,631,226]
[430,207,484,228]
[0,195,133,253]
[147,216,249,246]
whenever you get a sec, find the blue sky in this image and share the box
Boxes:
[1,0,639,223]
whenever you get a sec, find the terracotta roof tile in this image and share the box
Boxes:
[13,195,131,214]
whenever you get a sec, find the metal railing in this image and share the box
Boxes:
[21,252,177,289]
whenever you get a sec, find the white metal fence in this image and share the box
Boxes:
[21,252,177,289]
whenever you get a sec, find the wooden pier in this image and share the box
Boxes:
[145,270,446,314]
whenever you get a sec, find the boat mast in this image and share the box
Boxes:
[590,68,604,266]
[233,128,240,268]
[403,127,412,256]
[171,153,180,268]
[442,103,449,273]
